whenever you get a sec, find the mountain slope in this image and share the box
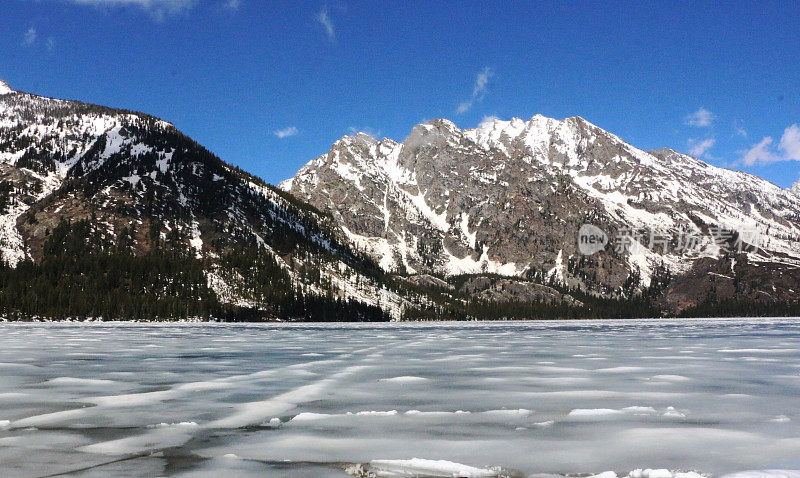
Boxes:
[0,81,400,320]
[4,79,799,320]
[282,116,800,311]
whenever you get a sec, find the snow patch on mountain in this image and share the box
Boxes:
[1,88,402,318]
[284,114,800,293]
[0,80,13,96]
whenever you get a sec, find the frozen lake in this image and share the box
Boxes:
[0,319,799,477]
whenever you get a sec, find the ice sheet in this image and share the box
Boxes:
[0,318,798,476]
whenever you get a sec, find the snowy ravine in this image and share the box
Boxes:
[0,318,798,477]
[282,116,800,301]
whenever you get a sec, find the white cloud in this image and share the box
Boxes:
[456,101,472,114]
[734,120,747,137]
[474,68,492,98]
[742,137,778,165]
[792,177,800,195]
[456,67,494,114]
[274,126,299,138]
[779,124,800,161]
[741,124,800,165]
[22,28,55,51]
[23,27,37,46]
[687,138,715,157]
[685,107,714,127]
[70,0,194,7]
[222,0,240,10]
[317,5,334,40]
[478,115,500,129]
[67,0,198,19]
[348,126,380,138]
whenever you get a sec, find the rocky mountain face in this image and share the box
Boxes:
[3,79,799,320]
[0,81,402,320]
[282,116,800,312]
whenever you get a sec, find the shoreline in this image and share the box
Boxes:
[1,316,797,325]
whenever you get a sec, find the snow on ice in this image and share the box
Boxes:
[0,318,798,476]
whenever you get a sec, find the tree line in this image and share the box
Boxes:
[0,218,388,322]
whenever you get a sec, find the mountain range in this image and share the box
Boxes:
[2,79,799,320]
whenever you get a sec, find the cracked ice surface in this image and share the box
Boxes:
[0,318,798,477]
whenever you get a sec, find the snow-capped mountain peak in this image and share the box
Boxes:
[791,179,800,195]
[0,85,408,320]
[4,81,800,318]
[283,114,800,304]
[0,79,14,95]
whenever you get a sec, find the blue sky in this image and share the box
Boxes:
[2,1,799,187]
